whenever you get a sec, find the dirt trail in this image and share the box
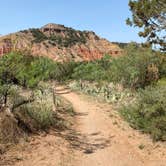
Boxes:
[1,86,166,166]
[59,86,166,166]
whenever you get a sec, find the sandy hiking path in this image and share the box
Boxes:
[1,86,166,166]
[59,86,166,166]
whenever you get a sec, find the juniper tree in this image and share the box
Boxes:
[126,0,166,51]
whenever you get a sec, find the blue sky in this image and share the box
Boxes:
[0,0,144,43]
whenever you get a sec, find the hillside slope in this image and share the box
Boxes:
[0,23,122,61]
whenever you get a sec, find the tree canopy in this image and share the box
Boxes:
[126,0,166,51]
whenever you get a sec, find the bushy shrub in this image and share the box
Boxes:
[120,85,166,141]
[0,52,36,87]
[71,47,164,89]
[109,44,161,88]
[51,61,79,81]
[0,52,78,88]
[72,62,105,81]
[71,55,112,82]
[1,46,164,90]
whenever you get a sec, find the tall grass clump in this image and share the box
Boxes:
[17,103,55,130]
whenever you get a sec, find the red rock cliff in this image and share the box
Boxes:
[0,23,122,61]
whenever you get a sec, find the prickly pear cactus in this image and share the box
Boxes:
[69,80,134,104]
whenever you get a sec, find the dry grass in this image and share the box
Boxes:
[0,84,75,155]
[0,110,23,144]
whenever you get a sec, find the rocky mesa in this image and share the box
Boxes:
[0,23,122,61]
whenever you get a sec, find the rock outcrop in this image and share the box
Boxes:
[0,23,122,61]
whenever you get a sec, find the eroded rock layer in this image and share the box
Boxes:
[0,23,122,61]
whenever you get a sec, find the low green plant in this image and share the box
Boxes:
[157,78,166,86]
[69,80,133,104]
[120,85,166,141]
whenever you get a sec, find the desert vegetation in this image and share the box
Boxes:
[29,27,87,47]
[0,0,166,156]
[0,42,165,144]
[69,44,166,141]
[72,44,165,87]
[0,53,75,154]
[121,85,166,141]
[0,52,78,88]
[0,0,166,165]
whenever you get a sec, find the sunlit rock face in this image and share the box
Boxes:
[0,23,122,61]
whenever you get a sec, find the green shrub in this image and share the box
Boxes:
[109,45,161,88]
[71,47,164,89]
[157,77,166,86]
[0,52,78,88]
[120,85,166,141]
[30,28,48,43]
[0,46,164,90]
[72,62,105,81]
[52,61,79,81]
[71,55,112,82]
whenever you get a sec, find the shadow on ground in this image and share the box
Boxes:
[54,86,112,154]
